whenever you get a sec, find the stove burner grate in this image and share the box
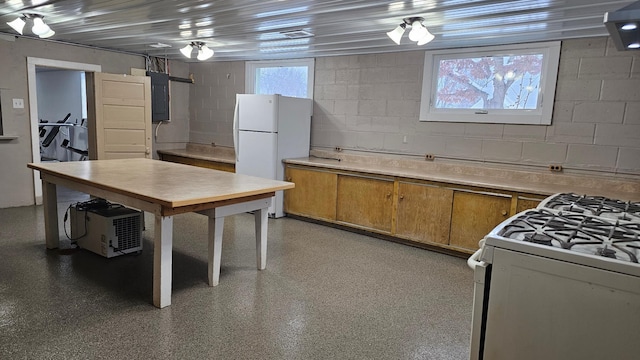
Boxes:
[497,209,640,263]
[541,193,640,222]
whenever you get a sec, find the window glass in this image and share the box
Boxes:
[246,58,315,99]
[420,41,560,125]
[255,66,309,98]
[435,54,543,110]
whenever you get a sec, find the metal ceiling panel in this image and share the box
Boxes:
[0,0,635,61]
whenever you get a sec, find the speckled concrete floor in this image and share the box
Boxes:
[0,189,474,359]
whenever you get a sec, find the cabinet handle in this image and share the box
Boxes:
[286,177,292,182]
[386,192,392,198]
[501,210,508,216]
[399,194,405,200]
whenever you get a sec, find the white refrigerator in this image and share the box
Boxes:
[233,94,312,218]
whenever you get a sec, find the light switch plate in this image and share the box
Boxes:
[12,98,24,109]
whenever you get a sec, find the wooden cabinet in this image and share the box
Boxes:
[516,193,546,213]
[159,153,235,172]
[395,181,453,245]
[283,163,545,254]
[449,190,512,251]
[336,174,394,233]
[284,166,337,221]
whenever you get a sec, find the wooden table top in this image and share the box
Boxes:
[28,158,294,209]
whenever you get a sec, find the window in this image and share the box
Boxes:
[419,41,560,125]
[245,58,315,99]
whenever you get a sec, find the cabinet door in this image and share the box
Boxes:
[396,182,453,245]
[284,166,337,221]
[336,174,394,233]
[449,191,512,251]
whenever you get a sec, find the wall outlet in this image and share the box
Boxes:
[425,154,435,161]
[549,164,563,172]
[12,98,24,109]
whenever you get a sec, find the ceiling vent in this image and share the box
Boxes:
[280,29,314,39]
[149,43,172,48]
[604,1,640,50]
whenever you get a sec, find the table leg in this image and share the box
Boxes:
[255,207,268,270]
[42,180,59,249]
[153,215,173,308]
[208,216,224,286]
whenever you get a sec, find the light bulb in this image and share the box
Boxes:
[32,17,51,36]
[39,29,55,38]
[386,24,406,45]
[197,44,214,60]
[7,17,26,35]
[180,44,193,58]
[621,23,637,31]
[408,20,427,42]
[416,29,435,45]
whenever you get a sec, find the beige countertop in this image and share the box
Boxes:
[157,144,235,164]
[284,150,640,202]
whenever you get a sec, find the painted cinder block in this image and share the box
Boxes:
[572,102,625,123]
[617,147,640,173]
[522,142,568,163]
[601,80,640,101]
[555,79,602,101]
[545,122,595,144]
[566,144,618,168]
[482,140,523,161]
[594,124,640,147]
[503,125,547,141]
[578,57,632,80]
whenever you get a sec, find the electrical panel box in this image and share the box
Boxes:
[147,71,170,122]
[70,203,143,258]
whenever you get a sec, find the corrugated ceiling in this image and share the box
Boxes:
[0,0,635,61]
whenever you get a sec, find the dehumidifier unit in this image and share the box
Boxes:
[70,203,143,258]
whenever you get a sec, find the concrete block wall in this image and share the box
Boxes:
[188,61,245,147]
[312,37,640,176]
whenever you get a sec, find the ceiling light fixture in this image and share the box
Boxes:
[6,14,55,38]
[386,17,434,46]
[180,41,214,61]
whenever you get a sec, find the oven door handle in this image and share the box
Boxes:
[467,239,486,270]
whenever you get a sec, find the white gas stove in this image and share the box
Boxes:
[468,193,640,360]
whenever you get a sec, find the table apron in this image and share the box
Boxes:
[39,172,162,215]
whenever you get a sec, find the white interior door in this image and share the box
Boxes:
[86,73,152,160]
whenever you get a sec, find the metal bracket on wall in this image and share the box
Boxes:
[168,73,195,84]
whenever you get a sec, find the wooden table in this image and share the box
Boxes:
[27,158,294,308]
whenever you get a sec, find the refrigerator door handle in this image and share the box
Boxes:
[233,98,240,162]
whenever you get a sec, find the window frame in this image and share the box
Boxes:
[419,41,561,125]
[245,58,315,99]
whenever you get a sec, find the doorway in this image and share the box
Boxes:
[36,68,88,162]
[27,57,101,204]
